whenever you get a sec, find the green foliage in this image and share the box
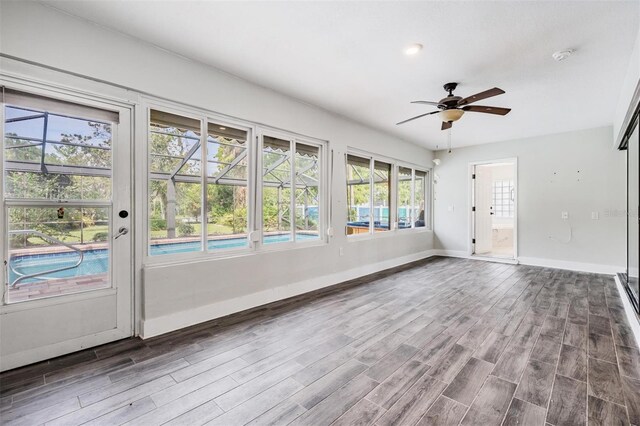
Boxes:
[177,222,195,236]
[92,232,108,242]
[150,218,167,231]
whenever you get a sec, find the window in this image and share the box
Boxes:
[398,166,429,229]
[415,170,427,228]
[149,110,202,255]
[207,123,249,249]
[397,167,412,229]
[147,106,325,257]
[3,90,119,301]
[346,155,392,235]
[346,155,372,235]
[262,135,322,244]
[5,105,112,201]
[493,179,514,218]
[373,161,391,231]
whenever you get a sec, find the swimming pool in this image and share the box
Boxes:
[9,233,319,285]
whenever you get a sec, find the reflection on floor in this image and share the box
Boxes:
[1,257,639,425]
[486,246,514,257]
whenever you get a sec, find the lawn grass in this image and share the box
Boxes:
[150,222,235,238]
[12,221,236,247]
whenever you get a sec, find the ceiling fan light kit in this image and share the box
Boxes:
[397,82,511,130]
[439,109,464,123]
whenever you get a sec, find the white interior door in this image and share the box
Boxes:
[474,165,493,254]
[1,87,133,371]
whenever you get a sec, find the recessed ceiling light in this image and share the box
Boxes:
[405,44,423,56]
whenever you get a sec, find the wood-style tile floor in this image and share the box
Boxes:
[1,257,640,426]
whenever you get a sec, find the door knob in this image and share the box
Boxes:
[114,227,128,239]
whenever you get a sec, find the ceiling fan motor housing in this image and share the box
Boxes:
[440,96,462,108]
[441,83,461,108]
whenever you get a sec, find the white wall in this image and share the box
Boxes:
[0,1,434,338]
[433,126,626,273]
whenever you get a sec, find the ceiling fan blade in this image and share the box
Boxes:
[441,121,452,130]
[410,100,443,107]
[396,110,439,125]
[461,105,511,115]
[458,87,505,106]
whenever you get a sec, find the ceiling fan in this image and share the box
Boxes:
[397,82,511,130]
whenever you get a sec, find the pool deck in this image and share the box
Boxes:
[8,273,109,303]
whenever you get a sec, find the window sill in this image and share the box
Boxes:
[143,238,327,268]
[346,227,431,242]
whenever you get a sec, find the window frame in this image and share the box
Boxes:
[143,99,328,264]
[144,102,258,262]
[346,152,375,238]
[396,162,431,232]
[204,117,256,254]
[258,128,327,252]
[345,148,431,239]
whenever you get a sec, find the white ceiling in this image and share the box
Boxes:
[42,0,639,149]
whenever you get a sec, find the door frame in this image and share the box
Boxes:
[468,158,518,261]
[0,70,136,371]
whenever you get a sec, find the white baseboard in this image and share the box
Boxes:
[431,249,468,258]
[517,256,622,275]
[141,249,438,338]
[432,250,621,273]
[614,275,640,350]
[431,249,519,265]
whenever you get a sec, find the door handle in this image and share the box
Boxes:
[114,226,129,239]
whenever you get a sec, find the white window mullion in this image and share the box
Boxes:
[410,168,416,228]
[290,140,296,242]
[369,157,375,234]
[249,128,258,250]
[390,164,397,231]
[200,118,207,252]
[0,100,6,303]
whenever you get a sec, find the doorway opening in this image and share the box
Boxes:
[471,160,517,259]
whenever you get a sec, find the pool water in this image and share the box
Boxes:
[9,233,318,285]
[9,249,110,285]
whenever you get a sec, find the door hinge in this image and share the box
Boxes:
[472,238,476,244]
[472,174,476,179]
[472,206,476,212]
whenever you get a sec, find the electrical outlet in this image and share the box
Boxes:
[561,212,569,220]
[591,212,599,220]
[448,205,454,213]
[339,247,344,256]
